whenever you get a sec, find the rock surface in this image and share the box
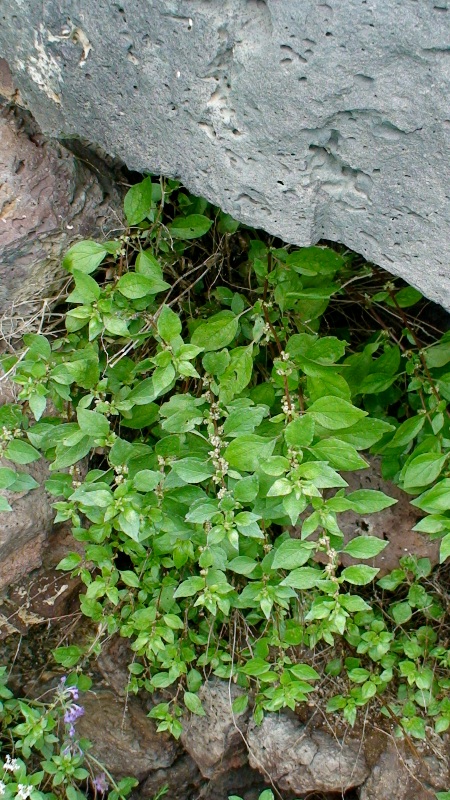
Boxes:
[0,2,449,307]
[181,679,250,779]
[77,688,179,781]
[0,85,122,336]
[247,713,369,794]
[359,736,449,800]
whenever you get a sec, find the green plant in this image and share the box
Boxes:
[0,176,449,745]
[229,790,274,800]
[0,668,137,800]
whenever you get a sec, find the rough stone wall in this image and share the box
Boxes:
[0,1,449,309]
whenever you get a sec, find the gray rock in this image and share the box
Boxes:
[0,2,449,307]
[180,679,250,779]
[247,713,369,794]
[360,736,450,800]
[77,688,179,781]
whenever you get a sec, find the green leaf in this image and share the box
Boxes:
[120,570,141,588]
[284,415,315,447]
[184,691,206,716]
[4,439,41,464]
[341,565,379,585]
[56,553,82,571]
[124,176,153,225]
[51,436,92,471]
[342,536,388,559]
[392,286,422,307]
[77,407,110,438]
[383,415,425,451]
[272,539,315,570]
[172,458,214,484]
[231,693,249,714]
[0,496,12,512]
[68,269,101,304]
[228,557,258,575]
[402,453,447,491]
[53,645,84,668]
[391,601,412,624]
[223,406,267,437]
[224,435,276,472]
[424,341,450,369]
[117,271,169,299]
[174,576,205,598]
[191,311,239,352]
[307,397,367,430]
[289,663,320,681]
[0,467,18,489]
[310,438,368,471]
[169,214,212,239]
[345,490,397,513]
[133,469,160,492]
[281,566,324,589]
[62,240,108,274]
[157,305,182,342]
[338,417,395,449]
[411,479,450,513]
[439,532,450,563]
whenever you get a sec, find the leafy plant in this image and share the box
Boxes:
[0,176,449,748]
[0,668,137,800]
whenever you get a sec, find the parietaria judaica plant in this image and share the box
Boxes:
[0,176,449,761]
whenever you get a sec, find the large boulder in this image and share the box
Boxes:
[0,2,449,308]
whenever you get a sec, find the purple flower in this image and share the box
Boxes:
[93,774,109,794]
[66,685,79,700]
[64,703,85,725]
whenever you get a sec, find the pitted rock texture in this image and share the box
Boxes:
[180,679,250,779]
[247,713,369,794]
[0,2,449,307]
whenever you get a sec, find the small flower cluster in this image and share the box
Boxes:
[0,756,33,799]
[58,677,85,738]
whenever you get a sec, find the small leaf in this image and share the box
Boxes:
[272,539,315,569]
[289,663,320,681]
[439,532,450,563]
[402,453,447,491]
[224,435,276,472]
[345,490,397,514]
[57,553,82,571]
[184,692,206,717]
[174,576,205,598]
[120,570,141,588]
[117,272,169,299]
[307,397,367,430]
[157,305,182,342]
[4,439,41,464]
[231,693,249,715]
[281,566,324,589]
[191,311,239,352]
[341,565,379,585]
[133,470,160,492]
[342,536,388,559]
[124,176,153,225]
[169,214,212,239]
[285,415,315,447]
[62,240,108,274]
[172,458,214,484]
[77,408,110,438]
